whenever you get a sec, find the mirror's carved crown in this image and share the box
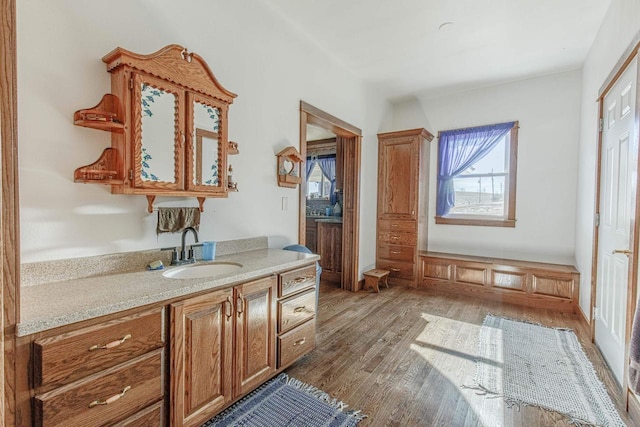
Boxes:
[102,44,237,105]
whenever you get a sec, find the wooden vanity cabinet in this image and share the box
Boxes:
[31,307,166,427]
[376,129,433,286]
[22,263,316,427]
[170,276,276,427]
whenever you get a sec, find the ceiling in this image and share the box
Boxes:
[261,0,611,101]
[307,124,336,141]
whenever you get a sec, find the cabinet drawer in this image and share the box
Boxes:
[278,289,316,333]
[34,349,164,427]
[279,265,316,298]
[378,220,415,232]
[34,307,164,388]
[377,244,415,262]
[113,401,163,427]
[377,260,415,280]
[278,320,316,368]
[378,231,417,246]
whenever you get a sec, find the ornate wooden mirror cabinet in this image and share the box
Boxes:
[74,44,239,212]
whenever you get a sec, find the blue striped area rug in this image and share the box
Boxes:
[203,373,365,427]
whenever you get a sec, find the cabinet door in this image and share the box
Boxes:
[317,222,342,283]
[132,73,186,191]
[378,136,418,220]
[170,288,234,427]
[305,220,317,253]
[234,276,277,397]
[185,92,228,194]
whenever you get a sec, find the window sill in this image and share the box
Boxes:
[435,216,516,228]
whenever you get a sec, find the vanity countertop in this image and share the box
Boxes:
[306,215,333,220]
[315,218,343,224]
[19,248,319,337]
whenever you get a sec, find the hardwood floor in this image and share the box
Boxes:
[286,280,633,426]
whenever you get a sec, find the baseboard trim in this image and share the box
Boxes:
[577,303,590,327]
[628,389,640,427]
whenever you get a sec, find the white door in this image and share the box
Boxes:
[595,57,638,386]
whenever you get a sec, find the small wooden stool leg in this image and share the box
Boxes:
[364,275,380,293]
[383,274,389,288]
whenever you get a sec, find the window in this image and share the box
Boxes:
[306,162,332,199]
[306,154,337,203]
[435,121,518,227]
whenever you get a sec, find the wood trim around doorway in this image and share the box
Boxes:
[299,101,362,292]
[1,0,21,425]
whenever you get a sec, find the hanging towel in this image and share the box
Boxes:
[156,207,200,234]
[629,296,640,393]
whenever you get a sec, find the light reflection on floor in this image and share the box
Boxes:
[410,313,506,427]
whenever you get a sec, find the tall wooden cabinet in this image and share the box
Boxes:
[376,128,434,286]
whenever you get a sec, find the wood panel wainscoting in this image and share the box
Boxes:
[419,252,580,314]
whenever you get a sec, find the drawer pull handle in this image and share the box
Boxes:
[391,251,401,254]
[293,306,307,313]
[88,334,131,351]
[89,386,131,408]
[293,338,306,346]
[390,268,401,272]
[237,295,244,315]
[391,236,399,240]
[289,277,308,285]
[225,297,233,319]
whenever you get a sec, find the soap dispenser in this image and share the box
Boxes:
[333,200,342,217]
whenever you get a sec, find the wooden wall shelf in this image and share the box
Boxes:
[74,94,124,133]
[74,148,123,184]
[73,45,240,212]
[276,146,304,188]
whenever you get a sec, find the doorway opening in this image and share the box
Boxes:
[298,101,361,292]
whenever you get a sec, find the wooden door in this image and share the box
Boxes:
[234,276,276,397]
[595,56,638,386]
[170,288,234,427]
[378,136,418,221]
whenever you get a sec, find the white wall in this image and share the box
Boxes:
[17,0,388,274]
[392,70,583,265]
[575,0,640,319]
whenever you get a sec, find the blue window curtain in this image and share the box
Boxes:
[305,158,316,181]
[317,156,337,204]
[437,122,515,217]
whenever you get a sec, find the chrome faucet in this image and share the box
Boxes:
[171,227,199,266]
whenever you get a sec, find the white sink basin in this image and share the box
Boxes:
[162,262,243,279]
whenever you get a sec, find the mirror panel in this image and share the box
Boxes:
[192,101,221,187]
[140,83,177,183]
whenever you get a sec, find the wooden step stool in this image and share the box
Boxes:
[363,269,390,293]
